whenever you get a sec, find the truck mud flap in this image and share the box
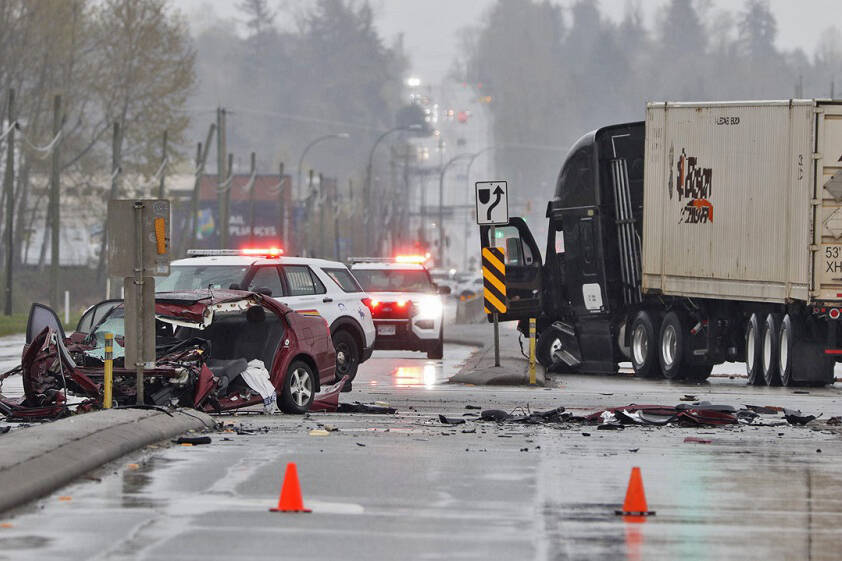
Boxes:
[548,322,582,368]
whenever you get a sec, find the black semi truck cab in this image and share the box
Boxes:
[480,111,837,387]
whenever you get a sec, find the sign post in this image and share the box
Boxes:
[107,199,170,405]
[476,181,509,368]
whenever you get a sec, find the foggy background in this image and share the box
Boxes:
[1,0,841,312]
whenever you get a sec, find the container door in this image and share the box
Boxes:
[479,217,543,321]
[815,103,842,302]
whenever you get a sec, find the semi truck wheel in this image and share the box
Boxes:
[658,311,686,380]
[745,314,765,385]
[778,314,797,386]
[630,311,661,378]
[761,313,783,386]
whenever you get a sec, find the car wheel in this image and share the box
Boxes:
[332,329,360,382]
[280,360,315,414]
[427,331,444,359]
[630,311,661,378]
[762,313,783,386]
[745,314,765,385]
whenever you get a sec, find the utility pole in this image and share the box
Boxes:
[3,89,15,315]
[48,95,62,309]
[185,124,216,251]
[97,122,122,287]
[319,173,328,258]
[305,169,313,255]
[157,129,167,199]
[247,152,256,244]
[278,162,286,247]
[216,107,228,248]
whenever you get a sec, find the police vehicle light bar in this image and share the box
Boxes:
[187,247,284,257]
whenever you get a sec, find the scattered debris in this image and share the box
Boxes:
[683,437,712,444]
[173,436,211,446]
[680,395,697,401]
[461,427,477,434]
[481,409,512,422]
[337,402,396,414]
[582,432,591,437]
[309,429,330,436]
[356,442,366,447]
[439,415,466,425]
[465,405,481,410]
[783,409,818,425]
[628,448,639,453]
[793,390,810,395]
[827,417,842,426]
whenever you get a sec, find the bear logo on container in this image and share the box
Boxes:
[676,148,713,224]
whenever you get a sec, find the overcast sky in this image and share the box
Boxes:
[182,0,842,84]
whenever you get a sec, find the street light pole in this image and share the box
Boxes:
[364,124,421,254]
[438,152,472,267]
[296,133,349,201]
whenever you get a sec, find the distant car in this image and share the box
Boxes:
[1,290,335,419]
[454,274,483,300]
[350,257,450,359]
[157,249,375,388]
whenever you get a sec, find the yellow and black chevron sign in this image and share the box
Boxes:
[482,247,507,314]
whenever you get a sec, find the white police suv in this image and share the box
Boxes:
[350,256,449,359]
[157,249,376,386]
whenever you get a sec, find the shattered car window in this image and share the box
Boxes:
[87,308,127,361]
[156,265,249,291]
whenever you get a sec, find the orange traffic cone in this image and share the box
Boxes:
[270,463,311,513]
[614,467,655,516]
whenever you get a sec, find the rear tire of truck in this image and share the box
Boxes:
[658,311,686,381]
[745,314,765,385]
[630,311,661,378]
[779,314,798,387]
[762,314,783,386]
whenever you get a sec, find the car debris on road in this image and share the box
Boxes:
[0,290,335,420]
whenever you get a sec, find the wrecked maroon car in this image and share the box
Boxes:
[0,290,336,419]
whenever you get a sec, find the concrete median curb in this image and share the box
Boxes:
[0,408,215,514]
[446,323,546,386]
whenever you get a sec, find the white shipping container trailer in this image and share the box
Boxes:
[481,99,842,387]
[642,100,842,305]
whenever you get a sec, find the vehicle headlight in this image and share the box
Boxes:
[414,297,443,319]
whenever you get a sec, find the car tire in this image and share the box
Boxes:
[762,313,783,386]
[427,332,444,360]
[332,329,360,383]
[630,311,661,378]
[536,328,560,368]
[279,360,315,414]
[745,313,765,386]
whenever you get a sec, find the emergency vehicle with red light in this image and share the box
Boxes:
[350,256,450,359]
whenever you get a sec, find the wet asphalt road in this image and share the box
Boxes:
[3,341,842,560]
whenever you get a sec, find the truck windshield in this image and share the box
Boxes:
[353,269,434,293]
[156,265,249,292]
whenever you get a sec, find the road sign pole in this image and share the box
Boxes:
[133,201,145,405]
[490,225,500,367]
